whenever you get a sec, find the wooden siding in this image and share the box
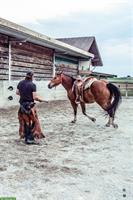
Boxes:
[0,33,8,80]
[0,33,54,81]
[55,56,78,76]
[55,64,78,76]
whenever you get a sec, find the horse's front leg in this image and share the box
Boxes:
[80,102,96,122]
[70,101,78,123]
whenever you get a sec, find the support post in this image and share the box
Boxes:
[125,82,128,98]
[89,58,92,71]
[8,41,12,83]
[53,52,56,77]
[77,59,80,75]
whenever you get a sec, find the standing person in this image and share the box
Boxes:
[16,71,45,144]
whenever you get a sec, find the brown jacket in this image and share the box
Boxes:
[18,106,45,139]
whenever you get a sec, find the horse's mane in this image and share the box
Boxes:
[57,72,76,84]
[64,73,76,83]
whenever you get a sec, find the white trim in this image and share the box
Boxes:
[0,18,94,59]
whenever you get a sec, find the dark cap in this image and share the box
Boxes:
[26,71,34,78]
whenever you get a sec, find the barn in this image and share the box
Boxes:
[0,18,102,108]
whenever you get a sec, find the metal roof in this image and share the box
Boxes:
[79,70,117,78]
[57,37,103,66]
[0,18,94,59]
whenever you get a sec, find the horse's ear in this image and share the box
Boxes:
[56,70,63,75]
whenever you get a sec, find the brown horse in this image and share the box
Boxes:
[48,73,121,128]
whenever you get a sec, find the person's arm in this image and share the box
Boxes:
[16,89,20,96]
[32,83,48,103]
[32,92,47,102]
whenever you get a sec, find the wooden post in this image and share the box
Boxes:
[8,41,12,83]
[89,58,91,70]
[125,82,128,97]
[77,59,80,75]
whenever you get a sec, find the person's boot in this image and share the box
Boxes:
[25,123,39,145]
[25,138,39,145]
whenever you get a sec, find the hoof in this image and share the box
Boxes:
[112,123,118,128]
[105,123,110,127]
[71,120,76,123]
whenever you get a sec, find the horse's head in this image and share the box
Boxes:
[48,73,62,89]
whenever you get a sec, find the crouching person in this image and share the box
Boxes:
[16,71,45,144]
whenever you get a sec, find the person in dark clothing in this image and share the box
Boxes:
[16,71,45,144]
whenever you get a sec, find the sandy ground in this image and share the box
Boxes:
[0,98,133,200]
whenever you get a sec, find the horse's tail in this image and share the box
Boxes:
[106,83,122,117]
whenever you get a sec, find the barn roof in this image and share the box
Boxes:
[57,37,103,66]
[79,70,116,78]
[0,18,94,59]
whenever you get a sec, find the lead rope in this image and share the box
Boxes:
[60,73,63,85]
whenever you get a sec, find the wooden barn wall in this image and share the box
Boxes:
[0,33,8,80]
[55,56,78,77]
[0,33,54,81]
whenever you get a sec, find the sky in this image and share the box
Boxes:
[0,0,132,77]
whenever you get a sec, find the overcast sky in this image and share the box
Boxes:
[0,0,132,77]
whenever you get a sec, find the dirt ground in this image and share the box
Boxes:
[0,98,132,200]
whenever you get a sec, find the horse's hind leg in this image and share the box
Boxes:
[106,117,113,127]
[80,102,96,122]
[106,109,118,128]
[106,116,118,128]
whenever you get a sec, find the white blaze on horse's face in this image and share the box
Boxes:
[48,74,62,89]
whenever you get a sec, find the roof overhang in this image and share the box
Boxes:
[0,18,94,60]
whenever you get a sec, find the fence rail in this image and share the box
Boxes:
[115,85,133,97]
